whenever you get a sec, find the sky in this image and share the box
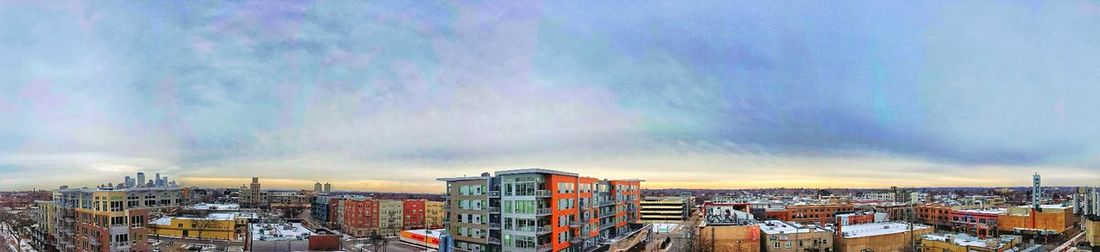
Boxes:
[2,1,1099,192]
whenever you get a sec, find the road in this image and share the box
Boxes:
[148,235,243,252]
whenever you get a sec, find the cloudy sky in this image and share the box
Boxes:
[2,1,1099,192]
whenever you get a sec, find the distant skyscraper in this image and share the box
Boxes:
[124,176,133,187]
[163,176,169,187]
[1033,173,1042,209]
[324,182,332,193]
[314,182,323,192]
[137,172,145,187]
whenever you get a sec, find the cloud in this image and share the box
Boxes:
[1,1,1099,191]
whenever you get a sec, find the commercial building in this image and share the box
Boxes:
[400,229,445,250]
[640,196,692,224]
[697,225,761,252]
[437,168,643,252]
[148,212,251,240]
[49,183,183,252]
[919,233,1021,252]
[786,204,855,224]
[758,220,833,252]
[834,222,932,252]
[996,205,1075,236]
[245,222,314,251]
[948,208,1005,237]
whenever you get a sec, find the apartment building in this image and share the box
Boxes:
[239,177,268,208]
[379,199,405,236]
[438,168,643,252]
[426,201,445,229]
[640,196,692,223]
[312,195,331,225]
[338,197,380,238]
[404,199,427,229]
[50,185,183,252]
[758,220,833,252]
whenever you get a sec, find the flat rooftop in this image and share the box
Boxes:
[840,222,930,238]
[188,203,240,210]
[251,223,313,241]
[956,208,1007,215]
[401,229,445,238]
[923,233,1019,248]
[759,220,829,235]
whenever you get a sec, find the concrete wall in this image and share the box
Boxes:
[836,227,931,252]
[698,225,761,252]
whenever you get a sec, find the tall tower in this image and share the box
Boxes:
[1032,173,1042,209]
[324,182,332,193]
[155,173,161,186]
[314,182,323,192]
[137,172,145,187]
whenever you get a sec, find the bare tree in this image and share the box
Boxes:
[191,217,220,240]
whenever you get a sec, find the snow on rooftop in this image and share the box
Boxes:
[759,220,827,235]
[189,203,240,210]
[923,233,1018,248]
[251,223,314,241]
[956,208,1007,215]
[403,229,444,238]
[840,222,930,238]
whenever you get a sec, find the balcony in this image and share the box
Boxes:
[536,226,552,234]
[535,190,551,198]
[537,243,552,252]
[599,201,615,207]
[489,223,501,229]
[599,211,615,219]
[488,206,500,212]
[599,222,614,230]
[571,236,586,244]
[536,208,552,216]
[488,237,501,244]
[569,220,583,227]
[489,191,501,197]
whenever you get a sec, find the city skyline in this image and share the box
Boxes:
[4,1,1100,192]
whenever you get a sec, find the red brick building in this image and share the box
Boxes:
[403,199,426,229]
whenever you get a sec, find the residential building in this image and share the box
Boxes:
[919,233,1021,252]
[758,220,833,252]
[1085,216,1100,250]
[311,195,331,225]
[426,201,445,229]
[640,196,692,224]
[314,182,323,193]
[338,197,380,237]
[50,184,183,252]
[405,199,427,229]
[30,200,55,252]
[269,190,311,209]
[239,177,268,208]
[437,168,644,252]
[379,199,405,236]
[835,222,932,252]
[324,183,332,193]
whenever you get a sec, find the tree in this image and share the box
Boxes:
[191,217,220,240]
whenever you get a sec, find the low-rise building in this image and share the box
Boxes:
[758,220,833,252]
[640,196,692,224]
[919,233,1021,252]
[835,222,932,252]
[997,205,1076,236]
[148,212,252,240]
[246,222,314,251]
[948,208,1005,237]
[787,204,855,225]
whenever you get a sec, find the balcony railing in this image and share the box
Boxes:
[537,243,552,252]
[599,211,615,218]
[489,206,500,212]
[489,223,501,229]
[536,226,552,234]
[535,190,551,197]
[489,191,501,197]
[599,222,614,230]
[536,208,552,216]
[569,220,583,227]
[488,237,501,244]
[571,236,586,244]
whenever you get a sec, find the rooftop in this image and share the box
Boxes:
[188,203,240,211]
[922,233,1020,248]
[759,220,830,235]
[840,222,930,238]
[495,168,579,177]
[251,223,314,241]
[402,229,445,238]
[955,208,1007,215]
